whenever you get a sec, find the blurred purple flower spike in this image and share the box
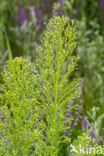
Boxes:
[83,119,87,131]
[20,8,25,26]
[74,8,77,14]
[36,19,42,28]
[90,130,95,140]
[100,0,104,8]
[59,0,63,5]
[36,8,41,17]
[30,8,35,17]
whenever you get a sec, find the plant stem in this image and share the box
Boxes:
[51,60,59,155]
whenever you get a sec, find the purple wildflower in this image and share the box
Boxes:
[36,8,41,17]
[100,0,104,8]
[36,19,42,28]
[69,16,77,21]
[67,111,72,117]
[69,16,74,20]
[20,8,25,26]
[59,0,63,5]
[82,119,87,131]
[30,8,35,17]
[68,122,71,126]
[90,130,95,140]
[74,8,77,14]
[66,111,72,126]
[11,15,15,19]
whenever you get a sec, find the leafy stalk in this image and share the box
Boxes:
[36,16,80,155]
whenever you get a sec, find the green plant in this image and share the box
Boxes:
[0,16,80,155]
[35,16,80,155]
[77,20,104,133]
[87,107,104,142]
[71,133,104,156]
[0,0,15,59]
[0,0,38,60]
[0,58,40,155]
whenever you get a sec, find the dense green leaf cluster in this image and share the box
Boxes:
[0,58,41,155]
[0,16,80,155]
[36,16,80,155]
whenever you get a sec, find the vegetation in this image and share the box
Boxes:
[0,17,80,155]
[0,0,104,155]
